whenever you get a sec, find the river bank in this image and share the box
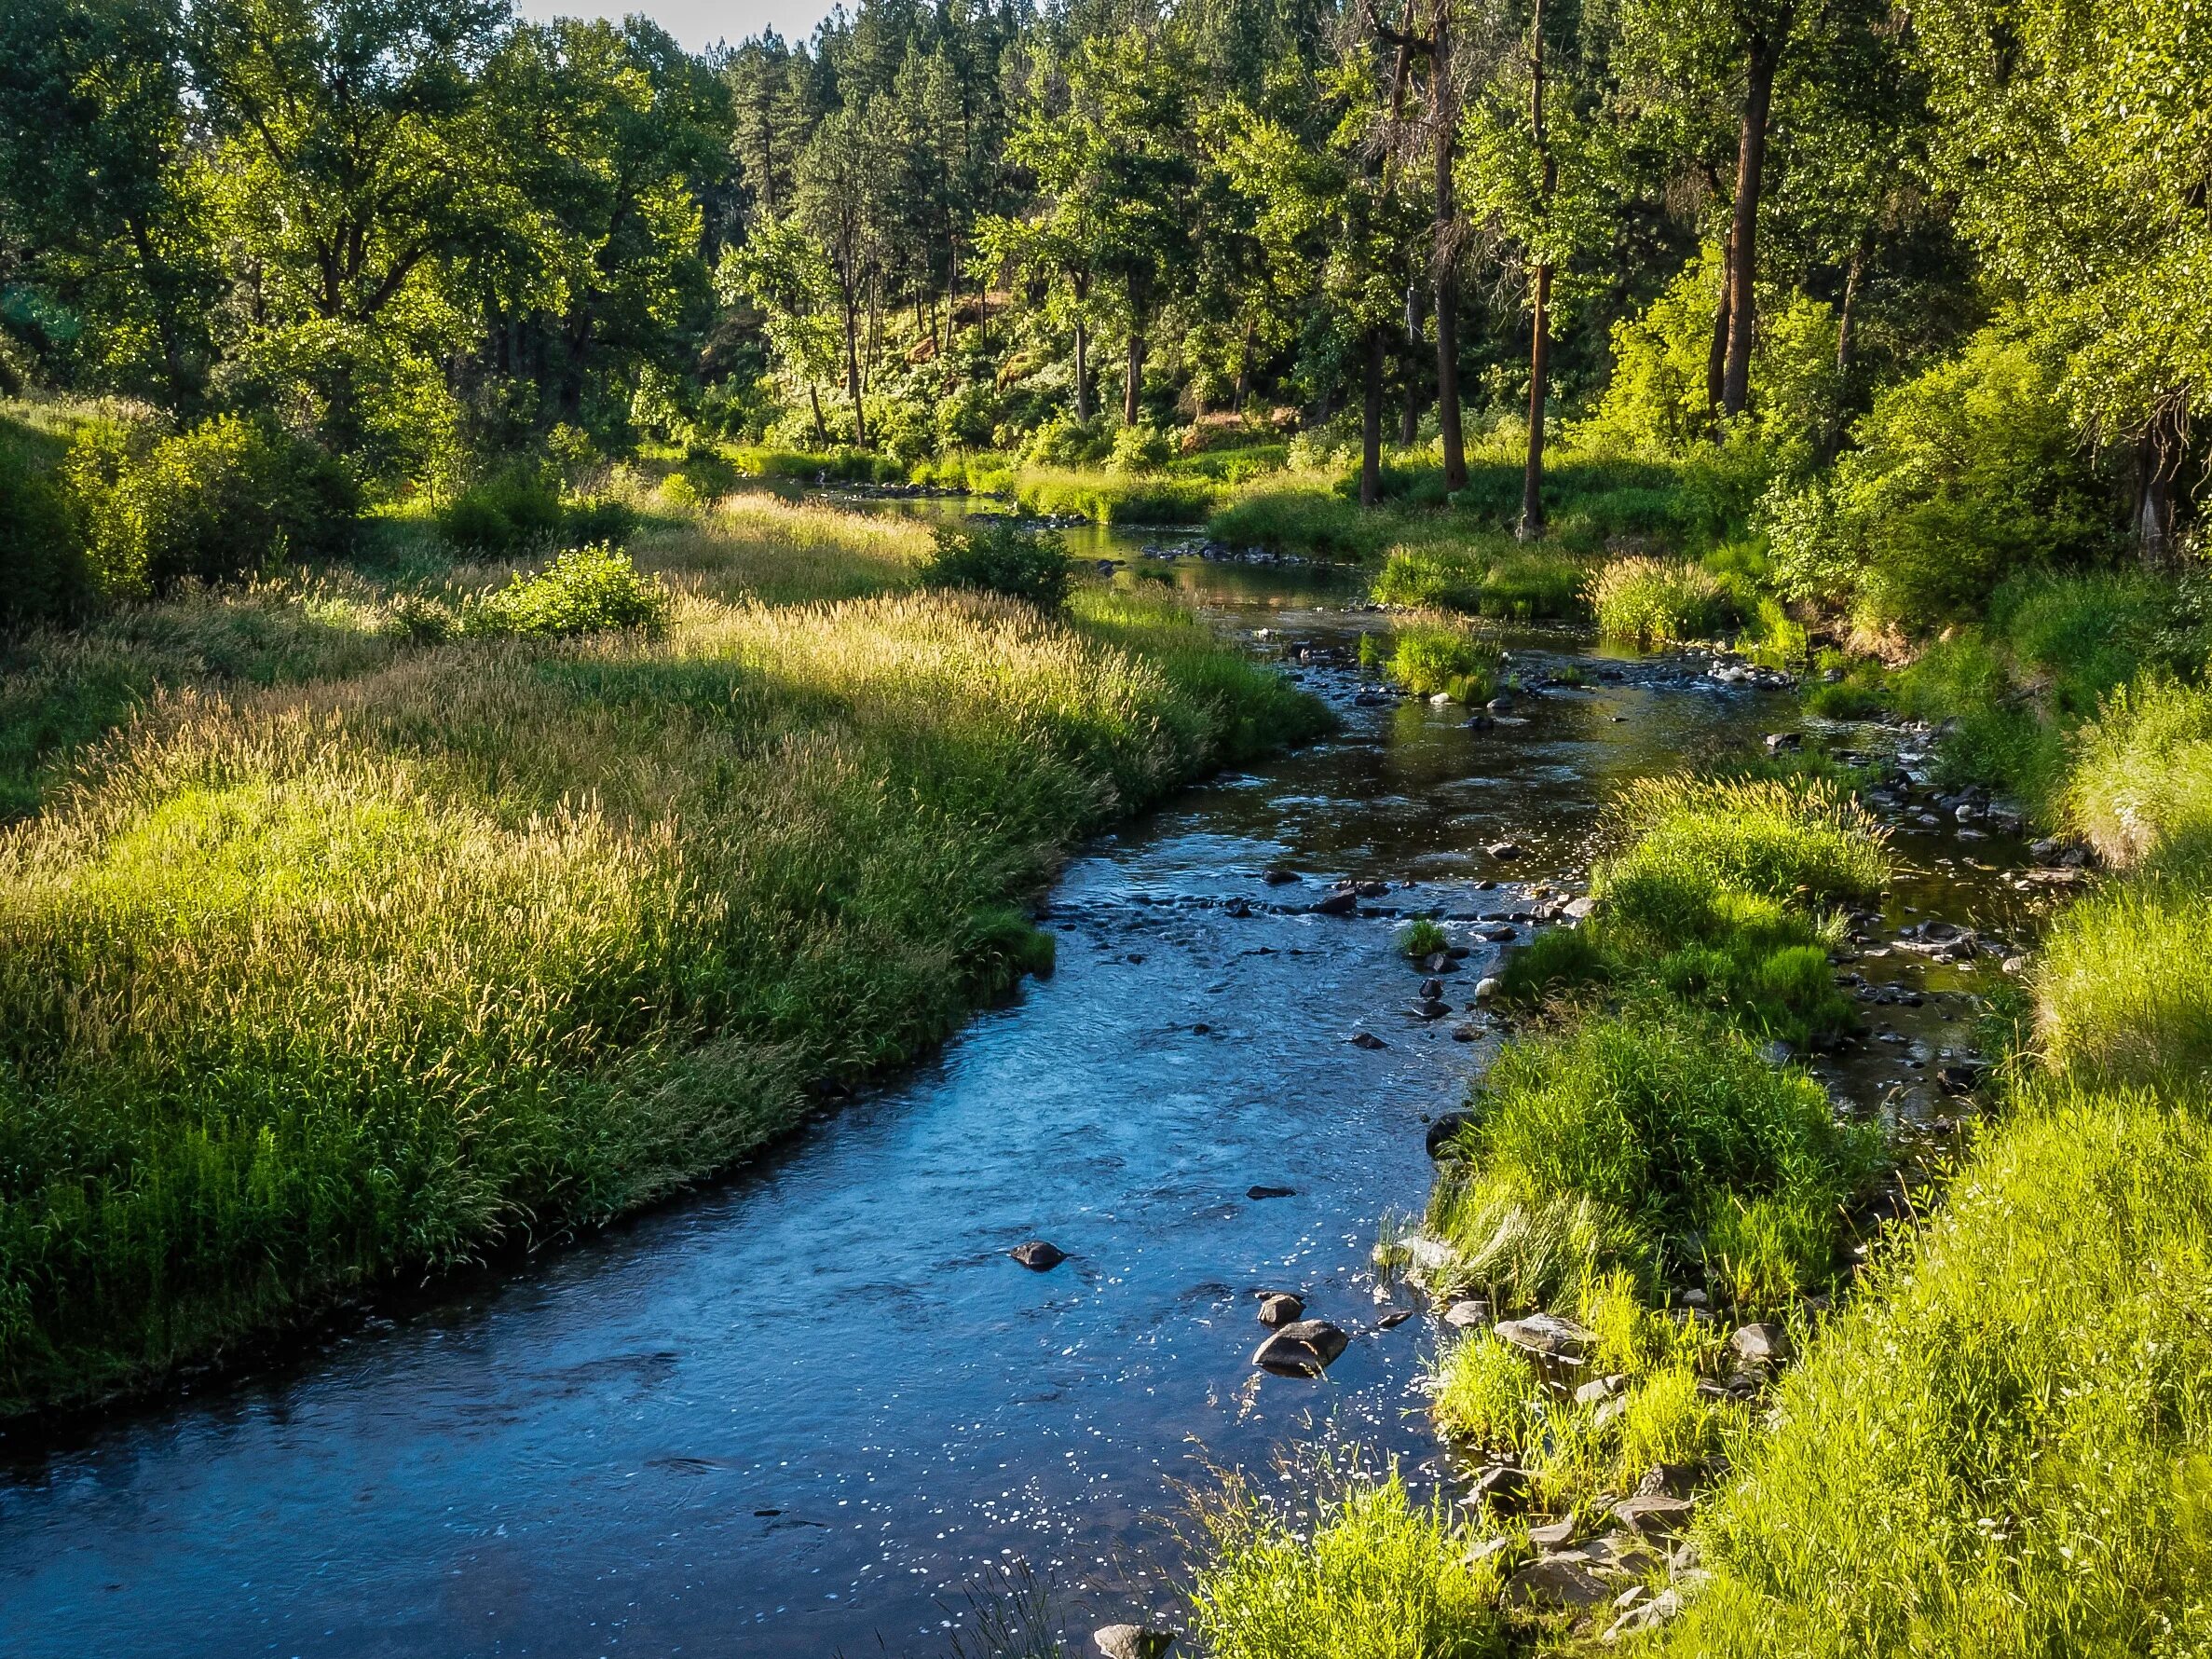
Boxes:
[0,489,1326,1421]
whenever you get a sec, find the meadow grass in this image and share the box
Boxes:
[1185,1464,1507,1659]
[1383,621,1502,703]
[1370,542,1591,621]
[0,492,1325,1415]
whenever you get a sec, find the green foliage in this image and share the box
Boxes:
[1187,1467,1507,1659]
[437,463,567,554]
[65,414,358,595]
[1670,1094,2212,1659]
[922,518,1071,610]
[1587,555,1731,645]
[1765,326,2117,629]
[1109,422,1175,473]
[467,544,671,638]
[1457,1008,1878,1299]
[1400,917,1449,958]
[1384,623,1500,702]
[1371,542,1591,620]
[0,429,91,624]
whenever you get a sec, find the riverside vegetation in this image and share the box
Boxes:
[9,0,2212,1648]
[0,464,1326,1415]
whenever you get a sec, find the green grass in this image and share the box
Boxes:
[1186,1463,1507,1659]
[1370,542,1591,620]
[1384,621,1501,703]
[1668,1090,2212,1659]
[0,490,1326,1417]
[1587,555,1733,647]
[1431,1008,1880,1313]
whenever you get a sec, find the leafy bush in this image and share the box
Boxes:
[564,493,638,547]
[66,414,358,595]
[0,442,91,624]
[1024,414,1111,468]
[467,544,671,638]
[1764,326,2117,629]
[922,517,1070,609]
[1109,421,1175,473]
[437,462,566,554]
[1587,555,1731,645]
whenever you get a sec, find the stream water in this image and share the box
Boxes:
[0,514,2049,1657]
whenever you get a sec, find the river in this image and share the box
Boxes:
[0,516,2041,1657]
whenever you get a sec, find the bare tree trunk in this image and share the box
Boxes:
[1124,321,1146,426]
[1361,327,1386,508]
[1522,264,1552,538]
[1235,317,1254,409]
[843,297,867,445]
[1520,0,1552,538]
[1402,282,1425,443]
[1073,318,1090,422]
[1708,223,1732,416]
[1431,0,1466,489]
[1721,33,1782,418]
[808,382,828,446]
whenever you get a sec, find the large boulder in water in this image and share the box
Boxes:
[1009,1240,1066,1270]
[1251,1318,1349,1376]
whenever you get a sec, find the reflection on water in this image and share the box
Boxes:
[0,533,2037,1658]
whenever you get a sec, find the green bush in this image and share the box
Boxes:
[564,493,638,547]
[1371,542,1591,620]
[437,462,566,554]
[0,443,90,624]
[922,518,1070,610]
[467,544,671,638]
[1109,421,1175,473]
[1385,622,1500,702]
[1764,326,2118,629]
[67,415,358,595]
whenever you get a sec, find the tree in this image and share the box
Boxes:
[1916,0,2212,558]
[796,105,889,442]
[720,213,843,444]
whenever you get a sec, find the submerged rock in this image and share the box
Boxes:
[1426,1111,1478,1157]
[1246,1185,1296,1200]
[1349,1030,1389,1049]
[1485,841,1526,860]
[1262,867,1302,884]
[1251,1317,1349,1376]
[1314,889,1359,916]
[1009,1240,1067,1270]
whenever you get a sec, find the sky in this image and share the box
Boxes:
[512,0,839,52]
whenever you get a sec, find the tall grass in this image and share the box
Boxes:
[1370,542,1591,620]
[1586,555,1732,646]
[0,494,1325,1415]
[1668,1092,2212,1658]
[1186,1465,1507,1659]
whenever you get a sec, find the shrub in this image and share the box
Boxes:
[437,462,565,554]
[0,442,91,624]
[1109,421,1176,473]
[1187,1467,1506,1659]
[1460,1009,1879,1286]
[1587,555,1730,646]
[1385,622,1500,702]
[1401,917,1449,958]
[565,493,638,547]
[922,518,1070,610]
[2064,675,2212,869]
[1372,542,1591,620]
[2037,882,2212,1097]
[68,415,358,594]
[467,544,671,638]
[1763,324,2117,629]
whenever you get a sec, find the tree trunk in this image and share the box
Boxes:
[1360,327,1386,508]
[1431,0,1467,489]
[1836,246,1862,376]
[1401,281,1424,444]
[1073,317,1090,421]
[808,382,828,446]
[1235,317,1254,409]
[1521,0,1552,538]
[843,297,867,445]
[2137,405,2183,566]
[1702,218,1733,418]
[1124,322,1146,426]
[1522,263,1552,539]
[1720,34,1782,418]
